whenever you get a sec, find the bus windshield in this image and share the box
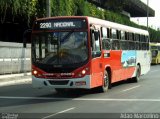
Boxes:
[152,50,158,57]
[32,31,88,66]
[151,46,157,50]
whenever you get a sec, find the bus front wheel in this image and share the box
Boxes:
[99,70,109,92]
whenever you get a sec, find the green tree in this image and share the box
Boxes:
[0,0,37,26]
[0,0,159,42]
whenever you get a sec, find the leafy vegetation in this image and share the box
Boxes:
[0,0,37,26]
[0,0,159,42]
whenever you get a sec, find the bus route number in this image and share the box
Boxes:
[40,23,51,29]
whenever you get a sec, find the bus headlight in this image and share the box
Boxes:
[82,69,86,75]
[77,68,89,78]
[33,70,38,75]
[32,70,42,77]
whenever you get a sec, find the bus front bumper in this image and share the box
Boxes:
[32,75,91,89]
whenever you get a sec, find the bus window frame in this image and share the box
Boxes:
[101,27,111,50]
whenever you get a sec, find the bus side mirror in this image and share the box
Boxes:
[94,31,99,41]
[23,29,32,48]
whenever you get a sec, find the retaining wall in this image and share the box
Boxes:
[0,42,31,74]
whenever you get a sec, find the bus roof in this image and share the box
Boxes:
[87,16,149,35]
[35,16,149,35]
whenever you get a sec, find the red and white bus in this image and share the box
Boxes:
[31,16,150,93]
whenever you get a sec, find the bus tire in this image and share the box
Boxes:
[99,70,109,92]
[132,65,141,82]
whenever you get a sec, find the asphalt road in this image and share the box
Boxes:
[0,65,160,119]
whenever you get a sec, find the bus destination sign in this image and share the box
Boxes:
[34,19,87,30]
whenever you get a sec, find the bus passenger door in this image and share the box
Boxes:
[90,29,103,88]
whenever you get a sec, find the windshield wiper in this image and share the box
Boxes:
[60,30,74,43]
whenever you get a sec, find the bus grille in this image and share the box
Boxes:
[48,80,69,85]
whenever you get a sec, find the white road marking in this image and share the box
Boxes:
[73,98,160,102]
[42,107,75,119]
[1,96,160,102]
[122,85,140,92]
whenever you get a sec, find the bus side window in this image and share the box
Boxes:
[124,32,129,50]
[112,40,120,50]
[146,36,150,50]
[91,29,101,58]
[101,27,111,50]
[91,31,95,51]
[107,28,111,38]
[111,29,121,50]
[128,33,135,50]
[101,27,107,49]
[125,32,129,40]
[139,35,144,50]
[91,30,100,52]
[141,36,148,50]
[135,34,139,50]
[102,38,111,50]
[101,27,107,38]
[111,29,117,39]
[121,31,125,40]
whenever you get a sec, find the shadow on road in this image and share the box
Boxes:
[0,79,138,108]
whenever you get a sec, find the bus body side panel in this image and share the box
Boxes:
[89,50,123,88]
[90,57,103,88]
[109,50,136,82]
[136,51,150,76]
[108,50,122,83]
[90,50,123,88]
[121,50,137,79]
[93,50,137,86]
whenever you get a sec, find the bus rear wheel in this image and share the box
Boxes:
[99,70,109,92]
[132,65,141,82]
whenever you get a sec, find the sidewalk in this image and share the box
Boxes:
[0,73,32,87]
